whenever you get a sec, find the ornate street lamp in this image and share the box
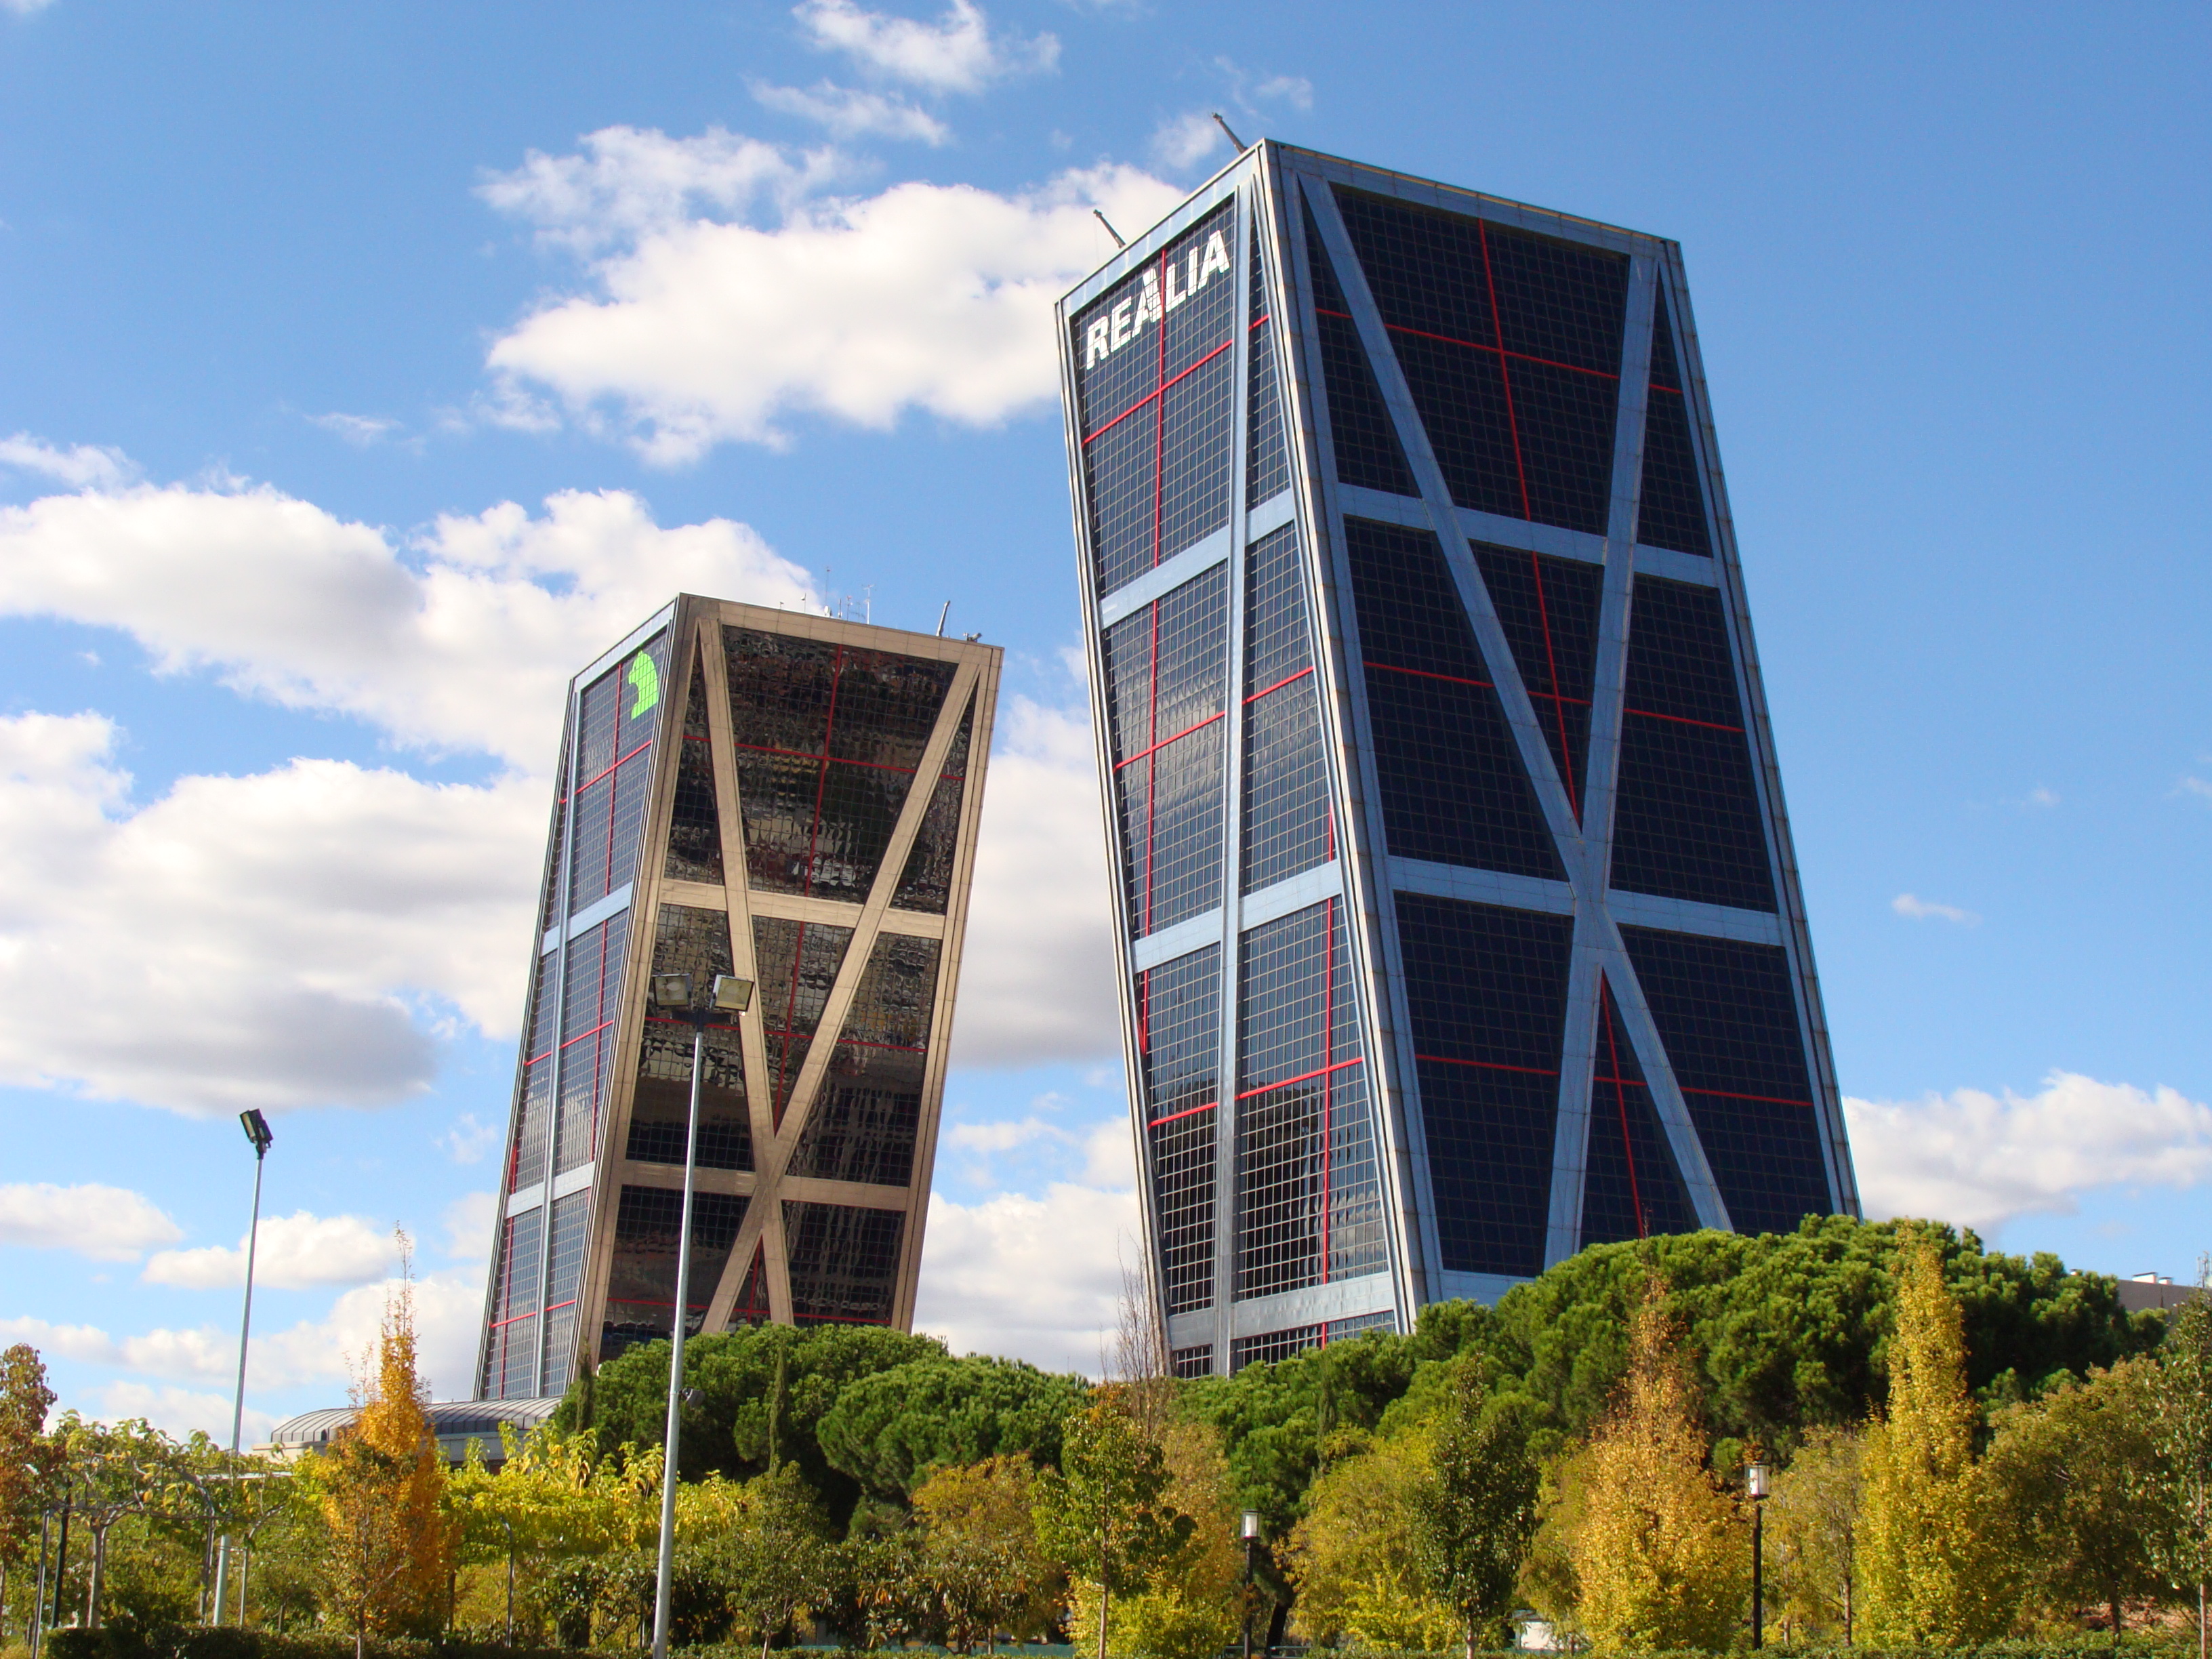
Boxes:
[1241,1510,1262,1659]
[1745,1459,1772,1650]
[649,972,754,1659]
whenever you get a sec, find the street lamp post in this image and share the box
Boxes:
[1241,1510,1261,1659]
[213,1110,273,1627]
[1745,1460,1771,1650]
[649,970,753,1659]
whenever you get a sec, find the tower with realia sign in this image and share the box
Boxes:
[1056,144,1857,1375]
[476,596,1000,1399]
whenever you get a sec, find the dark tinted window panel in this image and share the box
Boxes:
[601,1185,746,1358]
[664,660,724,884]
[1345,518,1563,880]
[1390,330,1522,520]
[1242,525,1332,892]
[555,912,630,1174]
[1580,975,1700,1248]
[1618,927,1832,1235]
[891,697,973,914]
[569,634,671,914]
[1103,565,1229,933]
[483,1208,542,1397]
[1636,297,1713,556]
[1395,894,1572,1277]
[1074,203,1240,596]
[1233,1326,1322,1368]
[754,916,854,1127]
[630,905,752,1172]
[1171,1344,1214,1379]
[1237,901,1385,1299]
[538,735,570,935]
[541,1190,590,1394]
[1334,187,1498,348]
[723,628,952,901]
[790,934,941,1187]
[1246,239,1291,507]
[1136,945,1220,1314]
[1502,356,1618,536]
[1471,542,1603,817]
[509,953,558,1189]
[783,1200,903,1325]
[1481,220,1629,378]
[1611,577,1775,912]
[1304,201,1417,497]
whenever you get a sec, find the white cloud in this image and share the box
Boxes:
[794,0,1056,94]
[0,710,534,1111]
[306,412,400,447]
[0,474,817,765]
[0,432,134,489]
[3,1269,487,1401]
[481,129,1179,460]
[1847,1071,2212,1234]
[96,1382,276,1445]
[143,1211,397,1290]
[441,1191,497,1266]
[949,697,1120,1067]
[1150,112,1225,170]
[2025,785,2060,808]
[2180,776,2212,804]
[752,81,950,145]
[945,1115,1065,1153]
[0,1182,182,1260]
[1,0,57,16]
[914,1179,1137,1374]
[439,1112,499,1164]
[1252,74,1314,111]
[1892,892,1980,926]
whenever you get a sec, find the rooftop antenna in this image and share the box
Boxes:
[936,600,951,637]
[1212,112,1246,151]
[863,585,873,626]
[1092,208,1126,249]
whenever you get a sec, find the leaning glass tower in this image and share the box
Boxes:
[1056,143,1857,1376]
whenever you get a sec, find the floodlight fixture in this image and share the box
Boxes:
[711,975,755,1014]
[651,973,694,1008]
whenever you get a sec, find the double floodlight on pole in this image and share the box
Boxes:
[213,1109,273,1627]
[649,972,754,1659]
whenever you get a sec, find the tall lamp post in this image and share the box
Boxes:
[1240,1509,1261,1659]
[213,1109,273,1626]
[649,970,754,1659]
[1745,1459,1771,1650]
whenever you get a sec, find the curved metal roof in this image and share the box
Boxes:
[269,1397,563,1449]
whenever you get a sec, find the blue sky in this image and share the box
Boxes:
[1,0,2207,1435]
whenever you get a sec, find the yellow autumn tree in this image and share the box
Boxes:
[305,1239,454,1656]
[1569,1277,1747,1652]
[1856,1229,2018,1643]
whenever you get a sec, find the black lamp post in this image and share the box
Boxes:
[649,970,754,1659]
[1745,1459,1771,1650]
[1241,1509,1261,1659]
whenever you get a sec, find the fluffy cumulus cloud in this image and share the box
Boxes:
[0,432,134,489]
[0,1182,182,1259]
[143,1210,398,1290]
[794,0,1056,94]
[481,127,1180,460]
[1847,1071,2212,1233]
[947,697,1119,1067]
[97,1383,278,1445]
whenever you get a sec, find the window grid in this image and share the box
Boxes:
[569,635,670,916]
[1171,1344,1215,1379]
[1345,517,1563,880]
[1303,199,1416,496]
[1075,202,1240,596]
[1395,893,1574,1279]
[1237,901,1385,1300]
[1578,976,1699,1250]
[790,934,942,1187]
[663,659,724,884]
[1471,542,1603,817]
[508,954,558,1189]
[890,697,973,914]
[539,1191,590,1395]
[1636,296,1713,556]
[1246,237,1291,508]
[1136,945,1221,1315]
[1103,564,1229,935]
[1332,189,1626,536]
[753,916,855,1128]
[1242,524,1332,892]
[481,1209,543,1399]
[722,628,956,905]
[600,1185,747,1360]
[783,1200,904,1325]
[628,905,751,1172]
[554,912,630,1174]
[1611,576,1776,912]
[1618,927,1831,1237]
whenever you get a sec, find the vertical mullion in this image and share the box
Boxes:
[531,681,583,1396]
[1209,179,1255,1371]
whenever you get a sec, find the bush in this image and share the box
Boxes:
[43,1631,635,1659]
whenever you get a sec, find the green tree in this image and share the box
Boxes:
[2149,1259,2212,1659]
[1570,1279,1746,1653]
[704,1463,837,1659]
[1988,1356,2170,1638]
[1764,1425,1862,1643]
[1037,1393,1193,1659]
[1413,1376,1538,1658]
[0,1345,60,1631]
[1857,1231,2018,1645]
[49,1414,168,1629]
[817,1357,1089,1503]
[912,1455,1058,1650]
[1286,1432,1454,1650]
